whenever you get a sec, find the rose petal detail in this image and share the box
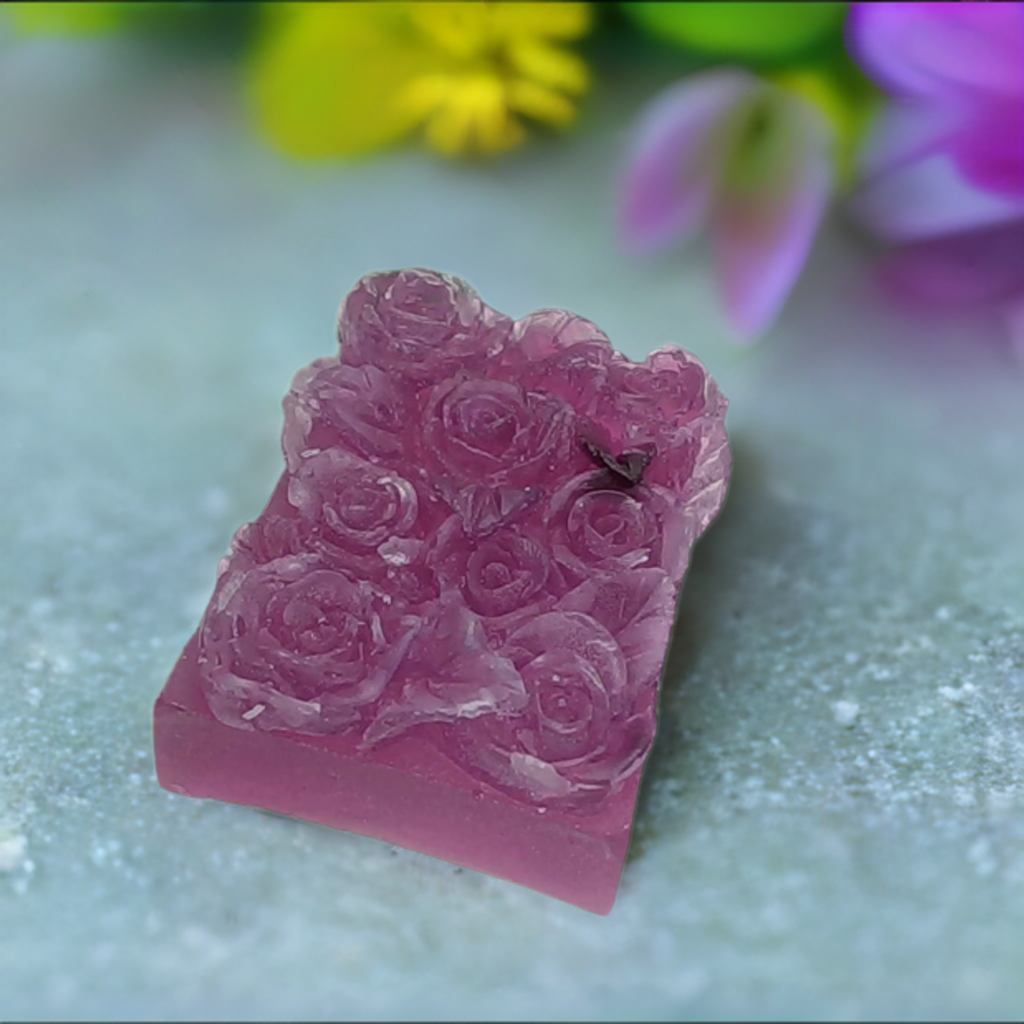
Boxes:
[361,595,528,747]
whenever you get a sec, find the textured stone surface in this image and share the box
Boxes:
[3,28,1024,1021]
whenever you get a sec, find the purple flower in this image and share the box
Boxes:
[618,68,834,341]
[876,222,1024,359]
[848,2,1024,241]
[847,2,1024,352]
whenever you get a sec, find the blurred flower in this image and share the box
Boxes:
[6,1,133,34]
[847,3,1024,353]
[622,2,847,61]
[877,224,1024,357]
[618,69,836,342]
[7,1,258,43]
[773,64,876,190]
[251,2,592,159]
[848,2,1024,242]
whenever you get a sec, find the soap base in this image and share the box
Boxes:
[154,636,638,915]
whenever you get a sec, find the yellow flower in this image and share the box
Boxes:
[251,2,593,158]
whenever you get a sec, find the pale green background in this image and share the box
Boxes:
[2,29,1023,1022]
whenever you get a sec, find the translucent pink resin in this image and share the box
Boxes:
[154,269,730,914]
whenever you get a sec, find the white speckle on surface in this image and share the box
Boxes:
[241,704,265,721]
[967,838,998,878]
[25,686,43,707]
[0,833,28,874]
[987,791,1016,815]
[832,701,861,728]
[50,652,74,675]
[953,787,977,808]
[940,683,979,705]
[936,606,953,621]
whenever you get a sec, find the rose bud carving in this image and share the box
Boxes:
[431,516,554,620]
[338,268,512,389]
[420,377,577,491]
[502,310,618,414]
[545,471,689,583]
[216,514,306,578]
[453,611,657,812]
[590,347,727,493]
[283,358,409,471]
[287,448,424,565]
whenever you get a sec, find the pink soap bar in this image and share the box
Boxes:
[154,269,730,914]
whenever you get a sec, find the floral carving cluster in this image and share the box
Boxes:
[198,269,730,814]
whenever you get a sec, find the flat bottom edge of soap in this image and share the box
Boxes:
[154,635,639,915]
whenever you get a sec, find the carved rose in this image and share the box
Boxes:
[589,348,724,493]
[288,448,420,557]
[464,531,550,618]
[503,310,618,414]
[546,471,687,581]
[456,611,656,811]
[421,378,576,488]
[198,555,416,733]
[603,348,709,434]
[557,568,678,695]
[432,517,552,619]
[282,358,408,471]
[217,514,305,577]
[338,269,511,387]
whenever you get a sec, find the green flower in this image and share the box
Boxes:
[6,2,131,35]
[622,2,846,61]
